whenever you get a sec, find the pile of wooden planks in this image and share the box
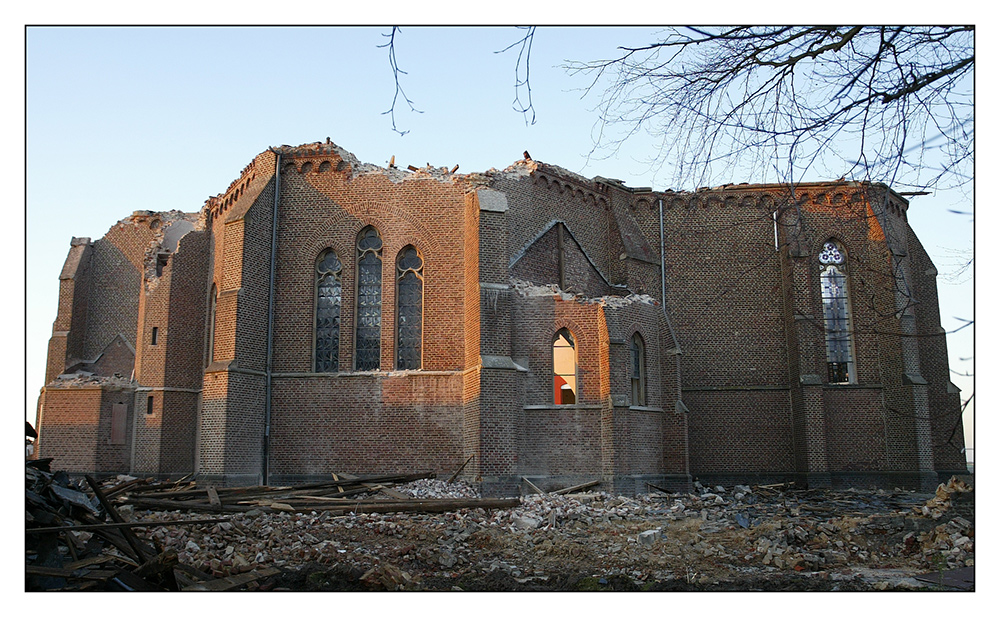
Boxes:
[121,472,519,514]
[26,460,246,591]
[26,464,519,591]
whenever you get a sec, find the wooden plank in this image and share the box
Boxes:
[26,565,117,581]
[126,496,519,514]
[109,569,167,591]
[521,477,548,496]
[86,475,152,562]
[65,554,115,570]
[645,482,672,495]
[173,563,214,581]
[124,498,249,513]
[27,517,230,534]
[104,477,149,499]
[447,455,475,483]
[303,498,520,514]
[181,567,281,591]
[552,480,601,495]
[132,550,178,580]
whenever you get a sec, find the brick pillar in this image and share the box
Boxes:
[783,230,831,487]
[475,189,522,497]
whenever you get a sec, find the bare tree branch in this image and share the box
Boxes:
[496,26,538,125]
[565,26,973,193]
[379,27,423,136]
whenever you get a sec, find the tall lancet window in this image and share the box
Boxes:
[553,329,577,404]
[630,332,646,406]
[819,240,855,383]
[355,226,383,370]
[396,246,424,370]
[315,249,342,372]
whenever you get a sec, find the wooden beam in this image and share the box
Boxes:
[552,480,600,495]
[85,475,152,562]
[447,455,475,484]
[181,567,281,591]
[521,477,548,496]
[27,517,231,534]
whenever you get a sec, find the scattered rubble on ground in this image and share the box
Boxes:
[26,462,974,591]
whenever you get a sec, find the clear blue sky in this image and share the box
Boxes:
[24,25,974,457]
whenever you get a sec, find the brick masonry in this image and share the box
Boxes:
[35,140,967,494]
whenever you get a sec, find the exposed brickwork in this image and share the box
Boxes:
[36,385,134,473]
[36,140,966,494]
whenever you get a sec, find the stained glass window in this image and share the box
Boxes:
[819,240,855,383]
[315,249,342,372]
[396,246,423,370]
[553,329,577,404]
[355,227,383,370]
[630,333,646,406]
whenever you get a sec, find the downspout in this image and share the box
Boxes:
[658,198,684,407]
[263,149,281,485]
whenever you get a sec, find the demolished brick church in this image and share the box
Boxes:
[34,139,967,495]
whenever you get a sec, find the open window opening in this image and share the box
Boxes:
[553,328,577,405]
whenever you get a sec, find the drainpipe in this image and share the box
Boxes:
[658,198,684,405]
[263,150,281,485]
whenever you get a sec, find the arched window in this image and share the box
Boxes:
[630,332,646,406]
[819,240,855,383]
[355,226,383,370]
[553,328,577,404]
[206,284,217,366]
[315,249,343,372]
[396,246,423,370]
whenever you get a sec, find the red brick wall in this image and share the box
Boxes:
[269,373,464,479]
[823,387,887,471]
[36,140,965,493]
[37,388,99,470]
[520,407,602,476]
[83,220,153,360]
[37,386,135,473]
[906,227,968,471]
[269,153,471,375]
[686,390,795,473]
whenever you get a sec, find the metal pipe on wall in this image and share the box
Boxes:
[263,150,281,485]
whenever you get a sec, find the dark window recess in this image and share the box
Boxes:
[396,247,423,370]
[110,403,127,445]
[156,253,169,277]
[207,285,217,366]
[355,226,383,371]
[828,362,850,384]
[315,249,343,372]
[151,327,159,345]
[146,395,154,415]
[630,333,646,406]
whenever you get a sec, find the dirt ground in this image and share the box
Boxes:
[122,477,974,592]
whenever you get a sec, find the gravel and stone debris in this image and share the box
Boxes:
[29,466,974,591]
[110,476,973,590]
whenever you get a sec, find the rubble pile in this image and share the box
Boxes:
[916,476,974,519]
[27,466,974,591]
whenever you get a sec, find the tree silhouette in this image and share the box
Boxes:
[566,26,973,193]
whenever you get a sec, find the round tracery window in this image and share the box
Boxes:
[818,241,844,265]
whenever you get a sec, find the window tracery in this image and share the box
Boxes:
[315,249,343,372]
[356,227,383,370]
[396,246,423,370]
[819,240,855,383]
